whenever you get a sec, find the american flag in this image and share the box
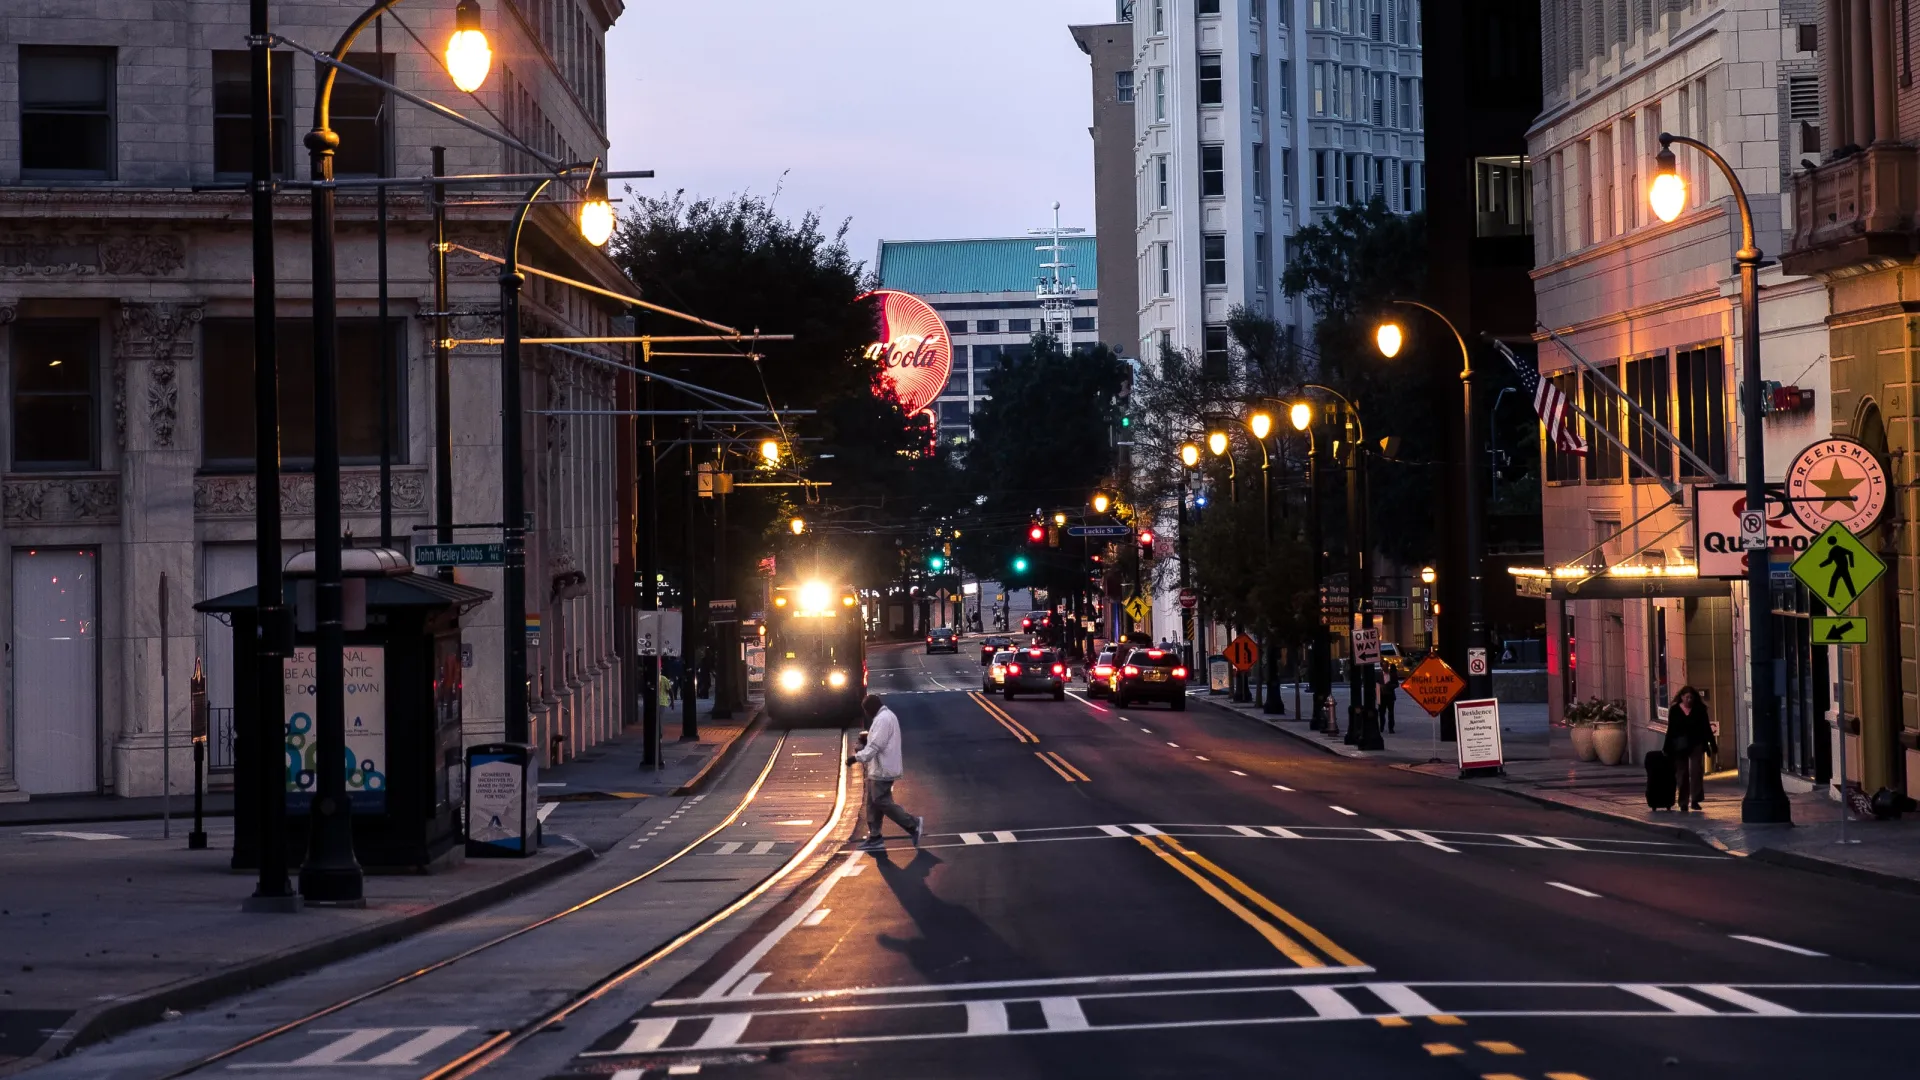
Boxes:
[1494,341,1587,456]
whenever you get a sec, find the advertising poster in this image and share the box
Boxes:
[1453,697,1505,772]
[283,646,387,813]
[467,751,525,851]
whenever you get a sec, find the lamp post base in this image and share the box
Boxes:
[1741,746,1795,824]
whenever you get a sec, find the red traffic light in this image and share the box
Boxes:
[1028,524,1045,543]
[1138,528,1156,545]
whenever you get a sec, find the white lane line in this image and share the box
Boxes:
[715,842,743,855]
[1730,934,1828,957]
[748,841,776,855]
[1194,755,1211,761]
[1272,784,1295,792]
[1502,833,1547,848]
[1538,836,1585,851]
[1368,983,1441,1016]
[536,802,559,824]
[1696,984,1798,1015]
[1328,806,1358,817]
[1137,727,1151,733]
[727,972,771,998]
[802,908,832,927]
[1041,996,1090,1030]
[992,830,1017,844]
[959,832,985,845]
[1619,984,1718,1014]
[1229,826,1263,837]
[1365,828,1402,842]
[966,1000,1010,1035]
[667,1067,702,1077]
[693,1012,753,1048]
[1167,742,1181,747]
[21,831,128,841]
[609,1017,678,1053]
[1262,826,1304,839]
[1098,825,1130,837]
[1398,830,1460,853]
[1547,881,1603,898]
[655,963,1375,1006]
[1229,770,1248,777]
[698,853,865,1001]
[1295,986,1362,1019]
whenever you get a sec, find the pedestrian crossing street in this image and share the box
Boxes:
[861,822,1717,859]
[557,977,1920,1069]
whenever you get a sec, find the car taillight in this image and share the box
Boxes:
[1172,667,1188,679]
[927,636,933,642]
[1007,663,1022,675]
[1051,663,1065,675]
[1122,664,1139,677]
[1094,665,1112,676]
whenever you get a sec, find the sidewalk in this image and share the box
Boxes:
[1198,683,1920,895]
[0,696,756,1074]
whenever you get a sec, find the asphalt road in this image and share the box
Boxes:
[32,640,1920,1079]
[559,641,1920,1079]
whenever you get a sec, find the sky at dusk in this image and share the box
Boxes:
[605,1,1122,275]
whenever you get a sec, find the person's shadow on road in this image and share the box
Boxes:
[869,848,1028,986]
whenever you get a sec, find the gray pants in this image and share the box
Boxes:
[1673,748,1706,807]
[864,776,916,838]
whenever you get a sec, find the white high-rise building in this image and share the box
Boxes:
[1130,0,1425,365]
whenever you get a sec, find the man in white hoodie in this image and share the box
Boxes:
[849,694,923,848]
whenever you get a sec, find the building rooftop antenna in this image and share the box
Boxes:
[1030,200,1086,344]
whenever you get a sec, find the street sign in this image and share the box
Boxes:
[1786,436,1888,534]
[1123,595,1151,623]
[1812,616,1869,644]
[1739,510,1767,550]
[1790,521,1885,614]
[1179,588,1198,609]
[1068,524,1133,538]
[1467,647,1488,677]
[1373,596,1409,611]
[1224,634,1259,672]
[414,542,505,567]
[1695,485,1816,578]
[1403,656,1465,716]
[1454,697,1505,772]
[710,598,738,617]
[1352,628,1381,665]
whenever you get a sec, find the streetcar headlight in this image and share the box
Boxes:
[827,670,849,688]
[798,581,831,612]
[778,667,806,691]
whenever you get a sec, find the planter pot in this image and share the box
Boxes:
[1569,724,1598,762]
[1592,722,1628,765]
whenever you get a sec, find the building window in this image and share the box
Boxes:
[1072,316,1097,332]
[1474,155,1532,237]
[1254,233,1270,285]
[1156,242,1172,295]
[946,320,968,335]
[1202,234,1227,285]
[1155,155,1170,208]
[1154,67,1168,121]
[944,365,968,397]
[1252,144,1266,199]
[1202,326,1231,378]
[1007,318,1032,333]
[1277,0,1289,25]
[11,321,99,470]
[1282,147,1295,203]
[1316,151,1329,202]
[330,53,394,177]
[1675,343,1728,478]
[1543,371,1582,482]
[1312,0,1326,28]
[203,319,404,467]
[1413,78,1424,130]
[1116,69,1135,104]
[1201,144,1225,196]
[213,50,293,178]
[1251,57,1264,112]
[1199,0,1220,13]
[1398,76,1414,128]
[1370,72,1384,125]
[1582,362,1623,481]
[1344,153,1358,202]
[1278,59,1293,114]
[1198,54,1223,106]
[976,319,1001,334]
[20,47,116,179]
[974,343,1005,376]
[938,400,971,429]
[1152,0,1166,33]
[1625,352,1673,481]
[1312,63,1327,116]
[1399,0,1413,41]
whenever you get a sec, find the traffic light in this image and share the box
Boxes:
[928,554,946,572]
[1012,555,1030,574]
[1027,523,1045,543]
[1138,528,1156,561]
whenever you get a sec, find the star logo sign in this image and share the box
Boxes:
[1810,461,1863,514]
[1787,437,1888,534]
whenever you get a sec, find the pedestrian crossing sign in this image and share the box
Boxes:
[1811,616,1869,645]
[1790,521,1884,614]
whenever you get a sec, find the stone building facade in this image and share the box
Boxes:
[0,0,632,800]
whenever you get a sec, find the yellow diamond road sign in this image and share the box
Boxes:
[1791,521,1885,614]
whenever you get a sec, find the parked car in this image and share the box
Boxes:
[985,649,1016,691]
[1002,646,1066,701]
[926,626,959,654]
[979,634,1012,666]
[1113,647,1188,710]
[1086,648,1118,698]
[1377,642,1404,677]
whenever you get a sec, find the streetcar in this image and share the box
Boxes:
[765,579,867,725]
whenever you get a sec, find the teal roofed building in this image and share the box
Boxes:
[875,235,1104,447]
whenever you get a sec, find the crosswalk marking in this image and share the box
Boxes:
[1502,834,1547,848]
[1040,997,1090,1031]
[715,842,742,855]
[1262,826,1304,839]
[1398,830,1460,853]
[1365,828,1402,842]
[1537,836,1585,851]
[992,830,1017,844]
[1295,986,1361,1019]
[280,1029,393,1065]
[966,1000,1009,1035]
[960,832,985,845]
[1369,983,1441,1016]
[1130,823,1165,836]
[361,1027,469,1066]
[1229,825,1263,837]
[802,908,831,927]
[1619,984,1717,1015]
[693,1013,752,1049]
[748,841,776,855]
[1696,984,1798,1015]
[1098,825,1130,837]
[610,1017,677,1054]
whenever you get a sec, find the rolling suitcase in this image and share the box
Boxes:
[1644,749,1675,810]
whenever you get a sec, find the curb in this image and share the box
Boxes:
[1192,694,1358,759]
[7,841,594,1076]
[672,705,765,797]
[1748,845,1920,897]
[1431,776,1717,846]
[0,802,237,828]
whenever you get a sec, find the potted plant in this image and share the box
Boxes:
[1591,699,1629,765]
[1565,697,1600,762]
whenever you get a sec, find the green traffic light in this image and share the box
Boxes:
[1012,556,1029,573]
[928,555,945,571]
[1120,416,1132,428]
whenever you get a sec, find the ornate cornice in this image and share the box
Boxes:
[1,231,186,278]
[3,475,120,526]
[194,467,428,520]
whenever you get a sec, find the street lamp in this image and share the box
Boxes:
[1246,409,1278,713]
[1375,321,1404,360]
[1377,300,1486,747]
[789,515,807,535]
[1053,512,1068,527]
[1290,402,1313,433]
[1092,491,1112,515]
[1421,565,1436,585]
[760,438,781,464]
[1180,442,1201,468]
[443,0,493,92]
[1289,400,1334,734]
[1249,410,1273,441]
[1207,430,1230,457]
[577,173,615,248]
[1649,131,1791,823]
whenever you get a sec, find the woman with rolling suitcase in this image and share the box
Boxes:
[1664,686,1717,812]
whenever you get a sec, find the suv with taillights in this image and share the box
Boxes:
[1113,648,1188,710]
[1086,648,1118,698]
[926,626,959,654]
[1002,646,1067,701]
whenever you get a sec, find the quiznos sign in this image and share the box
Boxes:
[860,289,952,417]
[1695,486,1815,578]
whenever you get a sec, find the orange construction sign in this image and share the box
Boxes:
[1403,655,1466,716]
[1224,634,1259,673]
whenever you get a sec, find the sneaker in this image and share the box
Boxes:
[911,816,925,847]
[858,835,885,849]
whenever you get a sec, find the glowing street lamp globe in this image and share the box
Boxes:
[1207,431,1229,457]
[1289,402,1313,432]
[1249,410,1273,440]
[1375,321,1404,359]
[1179,442,1201,468]
[444,0,493,93]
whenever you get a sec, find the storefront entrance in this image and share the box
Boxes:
[12,548,99,794]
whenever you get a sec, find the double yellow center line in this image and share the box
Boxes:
[1034,751,1090,782]
[1135,834,1363,969]
[970,691,1037,743]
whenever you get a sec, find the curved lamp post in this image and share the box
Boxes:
[1650,133,1791,824]
[1291,384,1380,749]
[1291,401,1335,734]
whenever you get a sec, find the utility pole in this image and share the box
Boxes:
[681,421,699,740]
[637,317,659,764]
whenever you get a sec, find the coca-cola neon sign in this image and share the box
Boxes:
[860,289,952,416]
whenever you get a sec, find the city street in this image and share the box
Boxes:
[29,642,1919,1079]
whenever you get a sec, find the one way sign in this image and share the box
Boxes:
[1812,616,1869,645]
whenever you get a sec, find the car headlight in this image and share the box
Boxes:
[827,669,848,688]
[778,667,806,691]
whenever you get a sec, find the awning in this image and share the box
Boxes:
[1508,566,1731,600]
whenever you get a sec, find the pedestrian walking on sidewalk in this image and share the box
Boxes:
[848,694,923,849]
[1665,686,1716,811]
[1379,667,1399,733]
